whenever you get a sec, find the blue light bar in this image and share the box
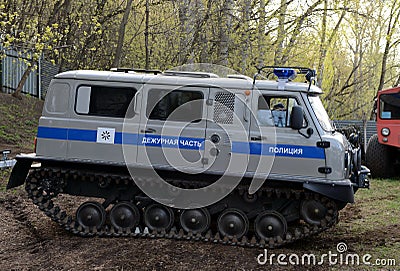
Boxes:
[273,68,296,80]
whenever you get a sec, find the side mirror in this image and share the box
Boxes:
[290,105,304,130]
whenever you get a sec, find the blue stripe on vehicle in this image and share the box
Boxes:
[37,127,68,140]
[119,133,139,145]
[36,127,204,150]
[68,128,97,142]
[36,126,325,159]
[232,142,325,159]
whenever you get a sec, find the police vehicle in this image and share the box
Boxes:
[7,66,369,248]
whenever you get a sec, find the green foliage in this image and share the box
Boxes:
[0,3,63,67]
[1,0,399,120]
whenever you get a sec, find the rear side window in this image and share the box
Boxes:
[75,85,136,118]
[147,89,203,122]
[46,82,70,114]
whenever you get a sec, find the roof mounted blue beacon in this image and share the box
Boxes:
[273,68,297,81]
[252,66,315,87]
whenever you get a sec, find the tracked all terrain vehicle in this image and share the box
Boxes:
[7,66,369,248]
[366,86,400,177]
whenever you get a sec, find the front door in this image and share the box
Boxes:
[247,93,326,179]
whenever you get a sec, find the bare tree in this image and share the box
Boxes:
[274,0,288,65]
[257,0,266,68]
[377,0,400,92]
[112,0,134,68]
[317,0,346,87]
[240,0,251,73]
[145,0,150,69]
[218,0,234,66]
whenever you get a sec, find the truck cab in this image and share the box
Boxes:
[366,86,400,177]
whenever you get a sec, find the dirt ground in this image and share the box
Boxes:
[0,177,399,271]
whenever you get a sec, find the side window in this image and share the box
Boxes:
[75,86,136,118]
[380,93,400,119]
[147,89,203,122]
[257,95,303,127]
[46,82,70,114]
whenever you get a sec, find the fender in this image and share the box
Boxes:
[6,157,33,189]
[303,182,354,203]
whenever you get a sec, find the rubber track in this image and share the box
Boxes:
[25,167,339,248]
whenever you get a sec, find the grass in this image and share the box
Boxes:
[0,93,42,151]
[351,178,400,231]
[319,178,400,270]
[356,179,400,266]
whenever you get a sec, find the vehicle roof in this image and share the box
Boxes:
[379,86,400,95]
[55,70,323,94]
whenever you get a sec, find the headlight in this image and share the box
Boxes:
[381,128,390,136]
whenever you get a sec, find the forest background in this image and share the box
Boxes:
[1,0,400,119]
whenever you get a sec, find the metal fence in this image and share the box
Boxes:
[0,46,59,99]
[333,120,377,149]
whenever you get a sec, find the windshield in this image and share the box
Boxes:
[308,95,334,132]
[380,93,400,120]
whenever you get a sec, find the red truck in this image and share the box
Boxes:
[366,86,400,177]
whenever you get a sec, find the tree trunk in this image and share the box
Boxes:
[145,0,150,69]
[317,1,346,87]
[316,0,327,88]
[394,73,400,87]
[12,64,33,100]
[178,0,188,64]
[257,0,266,68]
[199,0,212,63]
[377,1,400,91]
[58,0,72,71]
[218,0,233,66]
[112,0,134,68]
[240,0,251,74]
[274,0,287,65]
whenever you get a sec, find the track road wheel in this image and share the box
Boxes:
[144,204,174,232]
[76,201,106,230]
[366,134,393,178]
[110,202,140,231]
[180,208,211,234]
[255,211,287,240]
[300,199,327,225]
[217,209,249,239]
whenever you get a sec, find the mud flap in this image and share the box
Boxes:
[303,182,354,204]
[6,159,33,189]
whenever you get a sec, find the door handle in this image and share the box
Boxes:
[251,135,266,141]
[140,128,156,134]
[134,92,141,114]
